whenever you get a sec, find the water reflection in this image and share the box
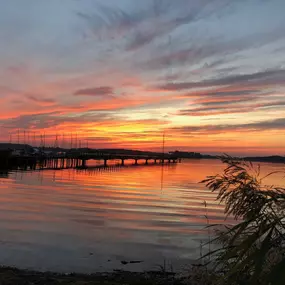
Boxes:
[0,159,284,273]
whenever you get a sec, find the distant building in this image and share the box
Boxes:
[11,149,23,156]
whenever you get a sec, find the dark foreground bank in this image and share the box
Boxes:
[0,267,188,285]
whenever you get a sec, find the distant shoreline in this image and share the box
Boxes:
[170,151,285,164]
[0,143,284,165]
[198,155,285,164]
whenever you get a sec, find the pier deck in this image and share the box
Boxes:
[0,152,181,171]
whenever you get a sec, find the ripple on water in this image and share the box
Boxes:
[0,159,283,273]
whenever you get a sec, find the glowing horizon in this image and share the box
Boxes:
[0,0,285,156]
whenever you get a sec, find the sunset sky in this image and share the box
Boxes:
[0,0,285,155]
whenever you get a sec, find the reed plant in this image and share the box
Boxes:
[201,155,285,285]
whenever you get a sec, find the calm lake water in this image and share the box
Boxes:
[0,159,284,273]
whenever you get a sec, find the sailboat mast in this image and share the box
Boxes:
[162,132,165,155]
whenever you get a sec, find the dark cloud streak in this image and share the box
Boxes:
[159,69,285,91]
[1,112,114,130]
[74,86,113,96]
[26,95,56,104]
[179,100,285,116]
[169,117,285,135]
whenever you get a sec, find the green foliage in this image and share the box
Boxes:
[202,155,285,285]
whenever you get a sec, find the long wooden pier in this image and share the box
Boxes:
[0,152,181,171]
